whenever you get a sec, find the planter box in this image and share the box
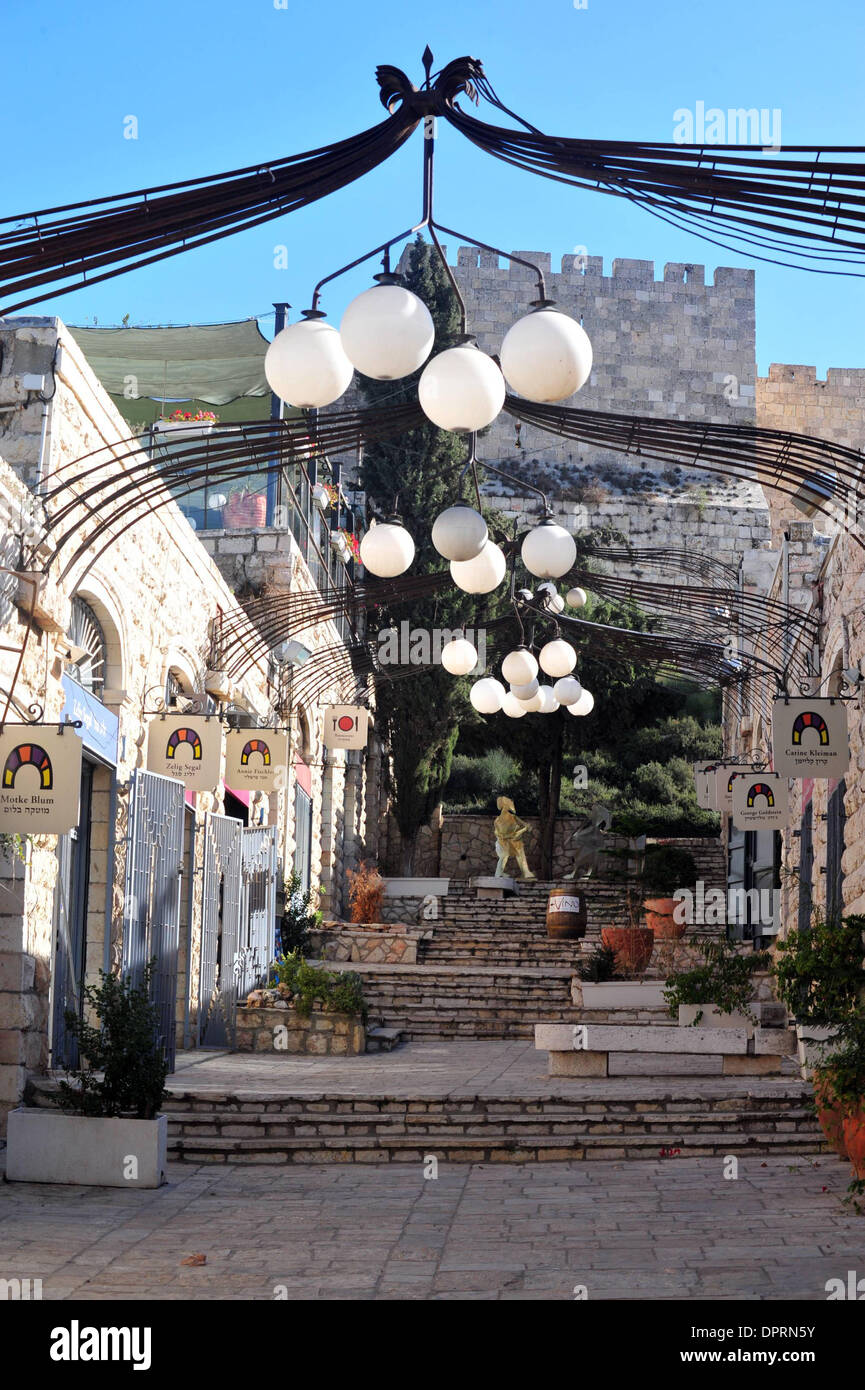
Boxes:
[155,419,215,434]
[383,877,449,898]
[679,1004,755,1032]
[581,981,667,1009]
[5,1109,167,1188]
[236,1005,365,1056]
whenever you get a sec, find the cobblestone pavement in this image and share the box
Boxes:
[165,1040,803,1098]
[0,1154,859,1300]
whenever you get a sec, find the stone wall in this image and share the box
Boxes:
[310,922,429,964]
[378,812,724,885]
[438,249,758,493]
[235,1004,364,1055]
[0,317,368,1127]
[725,363,865,924]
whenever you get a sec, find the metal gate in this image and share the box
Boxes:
[199,813,243,1048]
[51,761,94,1068]
[294,784,313,890]
[236,827,278,998]
[123,769,185,1071]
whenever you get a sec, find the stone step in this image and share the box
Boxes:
[167,1127,826,1165]
[364,1026,405,1053]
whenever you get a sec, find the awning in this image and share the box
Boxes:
[69,319,272,405]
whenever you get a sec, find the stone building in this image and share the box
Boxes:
[723,363,865,936]
[0,317,369,1131]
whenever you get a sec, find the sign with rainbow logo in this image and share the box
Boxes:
[713,763,751,816]
[771,698,849,778]
[322,705,370,751]
[146,717,222,789]
[0,725,83,832]
[224,729,289,792]
[731,772,790,830]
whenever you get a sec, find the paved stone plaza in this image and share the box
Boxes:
[0,1153,858,1300]
[1,1043,860,1300]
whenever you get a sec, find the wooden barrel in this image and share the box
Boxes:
[546,889,587,939]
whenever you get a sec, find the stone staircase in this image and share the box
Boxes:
[158,1083,824,1165]
[327,961,581,1040]
[418,880,625,967]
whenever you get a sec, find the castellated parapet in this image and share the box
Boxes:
[432,247,757,490]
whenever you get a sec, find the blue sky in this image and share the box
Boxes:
[5,0,864,375]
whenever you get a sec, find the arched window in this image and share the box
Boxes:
[67,598,108,699]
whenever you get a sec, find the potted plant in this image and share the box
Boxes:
[664,937,769,1029]
[156,408,217,434]
[5,963,169,1188]
[224,484,267,529]
[642,844,698,940]
[827,1021,865,1180]
[346,860,386,924]
[312,481,338,512]
[773,914,865,1157]
[601,887,655,975]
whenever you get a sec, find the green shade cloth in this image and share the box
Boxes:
[69,319,272,406]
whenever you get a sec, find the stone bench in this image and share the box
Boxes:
[535,1022,797,1077]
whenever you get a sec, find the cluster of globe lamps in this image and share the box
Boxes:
[264,275,595,720]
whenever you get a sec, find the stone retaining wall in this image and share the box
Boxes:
[309,922,430,964]
[236,1005,365,1056]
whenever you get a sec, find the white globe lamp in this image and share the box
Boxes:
[515,688,543,712]
[264,318,353,408]
[501,691,528,718]
[358,518,415,578]
[509,678,539,701]
[537,685,559,714]
[568,688,595,716]
[339,283,434,380]
[501,648,538,687]
[450,540,506,594]
[521,520,577,579]
[418,344,505,432]
[539,638,577,678]
[553,675,583,706]
[470,677,506,714]
[567,586,588,609]
[431,503,488,562]
[500,307,593,403]
[441,636,478,676]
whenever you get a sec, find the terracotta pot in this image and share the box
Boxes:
[842,1101,865,1179]
[601,926,654,973]
[224,491,267,529]
[813,1074,848,1158]
[644,896,686,940]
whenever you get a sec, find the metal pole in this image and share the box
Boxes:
[267,302,290,524]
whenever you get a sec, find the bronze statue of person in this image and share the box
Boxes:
[494,796,536,880]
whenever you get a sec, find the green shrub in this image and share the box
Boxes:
[577,945,618,982]
[269,951,367,1020]
[445,748,520,810]
[664,938,769,1022]
[279,871,322,956]
[643,845,698,897]
[58,962,169,1119]
[773,914,865,1026]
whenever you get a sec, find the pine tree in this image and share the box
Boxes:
[359,236,489,873]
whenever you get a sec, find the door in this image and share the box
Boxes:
[294,785,313,892]
[236,826,278,998]
[199,813,243,1047]
[51,760,94,1068]
[123,769,185,1070]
